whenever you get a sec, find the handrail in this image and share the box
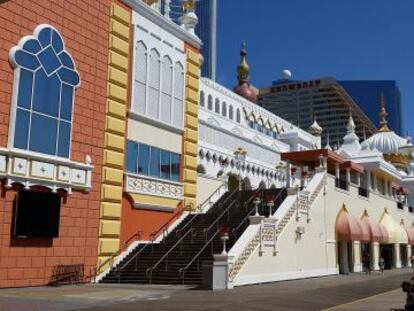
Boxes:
[176,187,239,238]
[146,228,195,283]
[232,190,285,239]
[203,188,258,239]
[197,182,228,213]
[92,229,143,281]
[179,230,220,284]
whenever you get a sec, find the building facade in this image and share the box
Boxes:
[339,80,402,135]
[258,77,378,147]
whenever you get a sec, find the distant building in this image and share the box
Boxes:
[339,80,402,135]
[258,76,378,147]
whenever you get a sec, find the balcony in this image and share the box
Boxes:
[358,187,369,198]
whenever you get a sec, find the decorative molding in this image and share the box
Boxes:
[122,0,201,49]
[125,173,183,200]
[0,148,92,193]
[128,110,184,134]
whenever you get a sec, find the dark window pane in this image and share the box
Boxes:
[37,46,61,75]
[60,83,73,121]
[57,121,70,157]
[160,150,171,180]
[17,69,33,108]
[29,114,57,155]
[171,153,180,182]
[32,70,60,117]
[126,141,138,173]
[138,144,149,175]
[149,147,160,178]
[14,109,30,149]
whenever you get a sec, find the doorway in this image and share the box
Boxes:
[338,241,353,274]
[400,244,407,267]
[380,245,393,270]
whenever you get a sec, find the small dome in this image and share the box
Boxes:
[281,69,292,80]
[363,131,407,155]
[234,84,257,103]
[308,119,322,136]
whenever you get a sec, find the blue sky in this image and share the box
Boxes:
[216,0,413,135]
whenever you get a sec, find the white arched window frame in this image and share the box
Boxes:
[148,48,161,120]
[9,24,80,158]
[133,41,147,115]
[161,55,173,124]
[222,102,227,117]
[236,108,241,123]
[215,98,220,114]
[172,61,184,128]
[200,91,205,107]
[208,94,213,110]
[229,105,234,120]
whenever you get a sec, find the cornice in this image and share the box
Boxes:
[123,0,202,49]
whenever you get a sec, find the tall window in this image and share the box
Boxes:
[222,102,227,117]
[236,109,241,123]
[173,62,184,128]
[126,140,181,182]
[134,41,147,114]
[208,94,213,110]
[200,91,205,107]
[215,98,220,113]
[10,25,80,158]
[229,105,234,120]
[148,48,160,119]
[161,56,172,124]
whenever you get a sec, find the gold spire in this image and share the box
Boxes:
[378,93,390,132]
[237,41,250,85]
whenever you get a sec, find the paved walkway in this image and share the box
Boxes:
[0,269,412,311]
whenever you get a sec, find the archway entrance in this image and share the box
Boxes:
[258,181,266,189]
[242,177,252,190]
[228,174,239,192]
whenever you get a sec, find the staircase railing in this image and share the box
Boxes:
[176,187,239,239]
[179,230,220,284]
[232,189,286,239]
[146,228,196,284]
[197,182,228,213]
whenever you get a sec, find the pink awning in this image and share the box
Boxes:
[361,214,387,243]
[405,227,414,245]
[336,210,364,242]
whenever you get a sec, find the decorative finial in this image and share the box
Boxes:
[346,112,356,133]
[363,125,367,141]
[237,41,250,86]
[378,93,390,132]
[325,132,332,150]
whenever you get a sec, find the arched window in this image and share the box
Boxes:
[10,25,80,158]
[236,108,241,123]
[133,41,147,114]
[148,48,160,119]
[229,105,234,120]
[172,62,184,128]
[200,91,205,107]
[207,94,213,110]
[161,56,172,124]
[215,98,220,113]
[222,102,227,117]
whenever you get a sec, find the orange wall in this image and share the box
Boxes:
[0,0,110,287]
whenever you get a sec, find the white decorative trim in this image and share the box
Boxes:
[133,202,175,212]
[122,0,201,49]
[128,110,183,134]
[0,148,92,193]
[125,172,183,200]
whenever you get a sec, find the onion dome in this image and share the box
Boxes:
[233,42,257,103]
[308,119,323,137]
[363,94,407,155]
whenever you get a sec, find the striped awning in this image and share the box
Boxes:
[360,211,387,243]
[336,208,365,242]
[380,212,408,244]
[405,226,414,245]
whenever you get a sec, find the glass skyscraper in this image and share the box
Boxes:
[339,80,402,135]
[164,0,217,80]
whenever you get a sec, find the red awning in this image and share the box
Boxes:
[360,213,387,243]
[336,209,364,242]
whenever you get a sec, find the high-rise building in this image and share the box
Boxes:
[258,75,378,147]
[339,80,402,135]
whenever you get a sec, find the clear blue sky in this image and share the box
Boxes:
[216,0,413,135]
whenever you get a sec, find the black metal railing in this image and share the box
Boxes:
[335,178,348,191]
[358,187,369,198]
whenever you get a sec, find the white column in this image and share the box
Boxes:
[373,174,378,192]
[408,245,412,267]
[366,171,372,191]
[286,161,291,188]
[372,242,380,271]
[353,241,362,272]
[164,0,171,19]
[356,173,361,187]
[335,163,340,180]
[394,243,402,268]
[346,168,351,189]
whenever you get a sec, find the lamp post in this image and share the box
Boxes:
[266,194,275,218]
[234,147,247,191]
[219,224,230,255]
